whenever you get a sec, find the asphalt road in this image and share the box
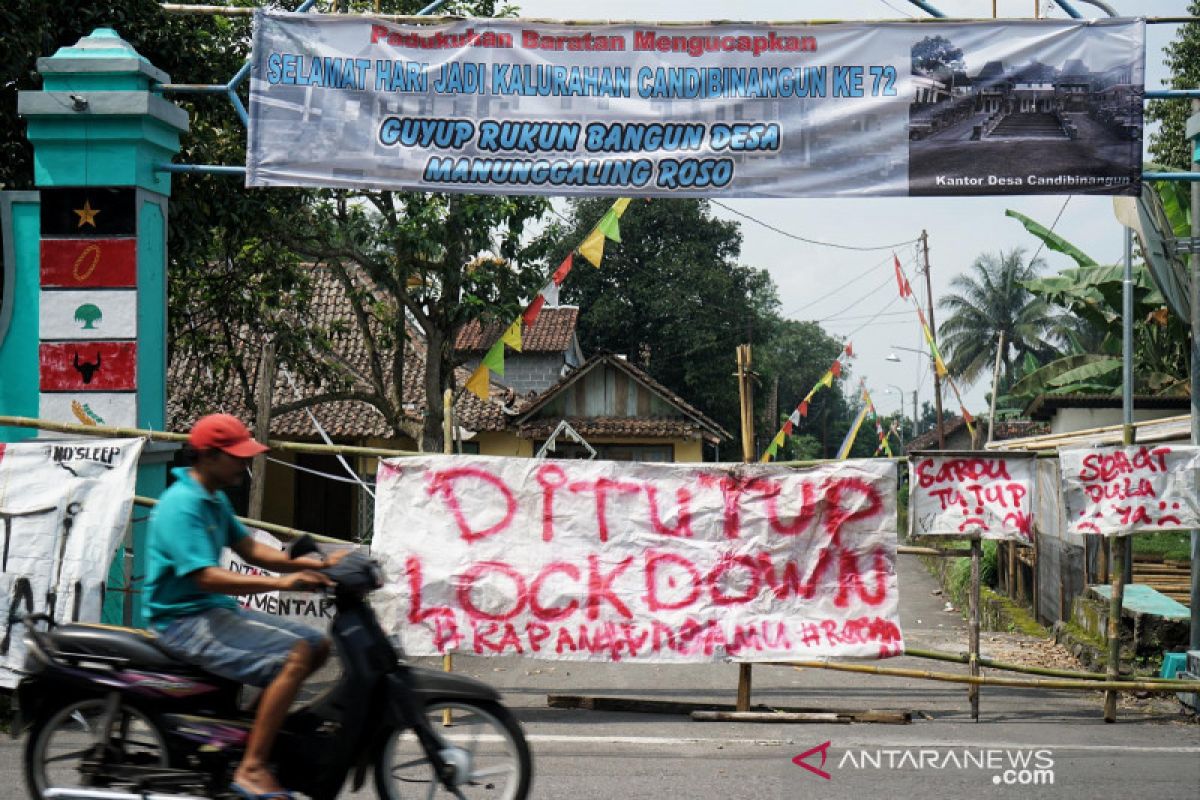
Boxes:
[8,556,1198,799]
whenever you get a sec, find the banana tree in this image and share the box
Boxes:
[999,209,1189,410]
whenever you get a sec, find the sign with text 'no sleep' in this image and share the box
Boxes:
[373,455,902,663]
[248,13,1143,198]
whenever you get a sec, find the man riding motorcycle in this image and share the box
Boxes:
[144,413,346,800]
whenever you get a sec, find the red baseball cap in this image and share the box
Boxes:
[189,414,269,458]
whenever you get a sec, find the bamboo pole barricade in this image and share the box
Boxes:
[780,660,1200,693]
[904,646,1189,684]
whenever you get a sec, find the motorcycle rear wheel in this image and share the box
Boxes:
[24,697,169,800]
[374,699,531,800]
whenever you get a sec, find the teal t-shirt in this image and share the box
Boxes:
[143,467,249,630]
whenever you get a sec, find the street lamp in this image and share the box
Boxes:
[884,348,925,438]
[884,385,910,447]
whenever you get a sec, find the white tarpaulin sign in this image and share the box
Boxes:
[0,438,143,687]
[222,528,359,631]
[908,454,1035,541]
[248,13,1143,197]
[373,455,902,662]
[1061,445,1200,536]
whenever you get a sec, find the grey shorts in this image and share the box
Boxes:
[157,606,328,688]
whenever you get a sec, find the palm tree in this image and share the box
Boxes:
[937,248,1059,389]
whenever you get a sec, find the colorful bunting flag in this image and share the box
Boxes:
[465,365,490,401]
[830,360,842,377]
[799,401,809,418]
[894,254,912,299]
[782,419,794,435]
[596,209,622,243]
[522,294,546,327]
[844,342,854,358]
[579,228,606,267]
[540,280,560,307]
[501,319,522,352]
[818,371,834,389]
[552,253,574,285]
[481,339,505,376]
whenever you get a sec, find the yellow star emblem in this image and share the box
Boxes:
[74,199,100,229]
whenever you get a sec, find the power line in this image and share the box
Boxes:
[1028,196,1072,267]
[844,293,906,342]
[816,309,912,324]
[784,253,895,316]
[877,0,917,16]
[818,272,898,325]
[711,200,920,252]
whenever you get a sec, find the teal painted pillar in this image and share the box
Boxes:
[3,28,189,625]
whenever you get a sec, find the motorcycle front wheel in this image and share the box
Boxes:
[24,697,169,800]
[374,699,532,800]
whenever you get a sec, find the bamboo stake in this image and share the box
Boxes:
[778,660,1200,693]
[442,389,455,727]
[735,344,755,713]
[0,415,421,459]
[896,546,972,557]
[903,646,1187,684]
[248,342,276,521]
[1104,535,1127,722]
[968,536,981,721]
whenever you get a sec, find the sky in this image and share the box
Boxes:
[511,0,1190,427]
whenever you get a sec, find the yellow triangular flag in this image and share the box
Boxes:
[579,228,606,267]
[501,318,523,352]
[818,371,834,389]
[612,197,631,217]
[465,365,490,401]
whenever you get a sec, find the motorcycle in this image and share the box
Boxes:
[12,536,532,800]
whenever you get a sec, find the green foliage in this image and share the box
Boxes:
[996,207,1191,411]
[1146,1,1200,171]
[1132,532,1192,562]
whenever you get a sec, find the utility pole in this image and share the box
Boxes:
[921,230,946,449]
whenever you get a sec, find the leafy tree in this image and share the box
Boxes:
[936,247,1059,389]
[1147,2,1200,170]
[537,198,778,439]
[285,190,549,449]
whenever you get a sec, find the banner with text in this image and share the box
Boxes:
[1061,445,1200,535]
[908,454,1035,541]
[222,529,359,632]
[248,13,1143,197]
[373,455,902,662]
[0,438,143,687]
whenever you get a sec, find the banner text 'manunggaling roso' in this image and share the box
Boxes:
[247,13,1144,197]
[371,456,902,663]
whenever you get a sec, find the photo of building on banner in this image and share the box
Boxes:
[372,456,903,662]
[0,438,143,688]
[247,14,1143,198]
[1060,445,1200,536]
[907,454,1035,541]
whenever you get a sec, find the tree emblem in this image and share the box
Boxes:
[73,303,102,330]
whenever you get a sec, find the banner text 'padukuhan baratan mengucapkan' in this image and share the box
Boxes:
[372,456,902,663]
[248,13,1144,198]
